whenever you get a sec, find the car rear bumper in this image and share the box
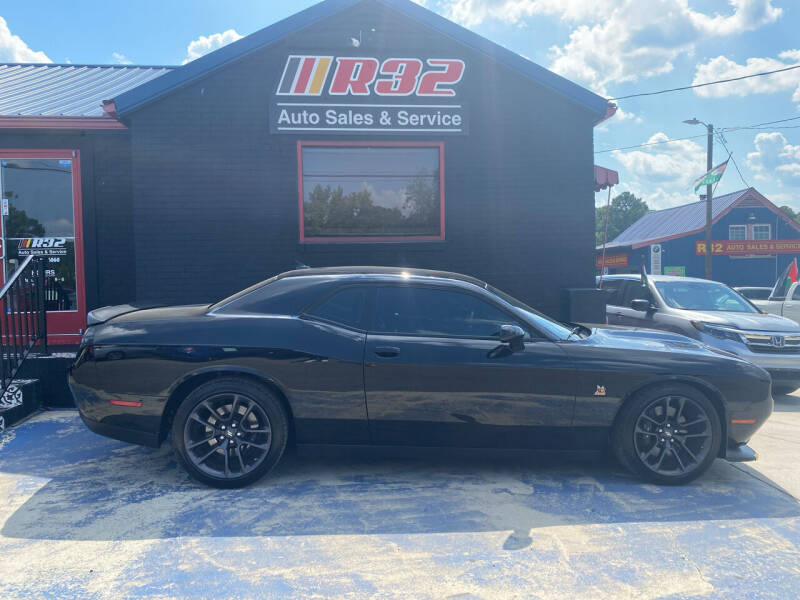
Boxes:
[69,366,165,448]
[79,412,160,447]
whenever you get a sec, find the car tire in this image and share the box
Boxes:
[171,377,289,488]
[612,383,722,485]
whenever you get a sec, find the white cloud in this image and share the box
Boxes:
[0,16,50,63]
[112,52,132,65]
[746,132,800,186]
[182,29,243,65]
[692,51,800,103]
[441,0,613,27]
[439,0,782,95]
[607,132,708,209]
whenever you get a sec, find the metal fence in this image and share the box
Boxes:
[0,256,48,396]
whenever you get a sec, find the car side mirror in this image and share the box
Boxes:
[499,324,526,344]
[630,298,651,312]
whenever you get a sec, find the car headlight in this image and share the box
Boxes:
[691,321,744,343]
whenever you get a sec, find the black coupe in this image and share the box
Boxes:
[69,267,773,488]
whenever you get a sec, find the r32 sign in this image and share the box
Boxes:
[277,56,465,97]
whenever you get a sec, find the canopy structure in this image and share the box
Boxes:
[594,165,619,192]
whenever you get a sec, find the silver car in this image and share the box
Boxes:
[598,274,800,394]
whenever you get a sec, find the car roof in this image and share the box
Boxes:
[278,266,490,288]
[599,274,723,284]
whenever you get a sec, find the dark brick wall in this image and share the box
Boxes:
[126,1,598,319]
[0,130,135,310]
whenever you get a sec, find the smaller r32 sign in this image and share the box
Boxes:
[271,55,468,134]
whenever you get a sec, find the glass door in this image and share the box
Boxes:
[0,151,85,342]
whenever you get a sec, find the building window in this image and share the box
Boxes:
[298,142,444,242]
[752,224,771,240]
[729,225,746,241]
[729,223,771,241]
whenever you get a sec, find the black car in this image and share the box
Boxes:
[70,267,773,488]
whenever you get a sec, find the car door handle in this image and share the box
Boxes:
[374,346,400,358]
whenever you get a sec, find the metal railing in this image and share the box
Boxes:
[0,255,47,396]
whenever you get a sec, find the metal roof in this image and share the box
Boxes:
[602,189,752,250]
[0,64,175,117]
[113,0,609,118]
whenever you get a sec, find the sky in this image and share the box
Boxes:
[1,0,799,211]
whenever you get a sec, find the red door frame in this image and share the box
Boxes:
[0,149,86,345]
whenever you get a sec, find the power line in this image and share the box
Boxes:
[594,115,800,153]
[595,133,709,153]
[609,63,800,100]
[715,131,749,188]
[724,115,800,132]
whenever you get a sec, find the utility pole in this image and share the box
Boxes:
[684,118,715,279]
[705,123,713,280]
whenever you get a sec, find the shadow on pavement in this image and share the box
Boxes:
[773,392,800,413]
[1,412,798,545]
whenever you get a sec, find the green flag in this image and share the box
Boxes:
[693,159,729,193]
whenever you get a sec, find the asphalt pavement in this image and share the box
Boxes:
[0,394,799,599]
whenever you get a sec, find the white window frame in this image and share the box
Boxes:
[729,225,747,240]
[751,223,771,240]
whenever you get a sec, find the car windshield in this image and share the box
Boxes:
[655,280,758,313]
[486,284,575,340]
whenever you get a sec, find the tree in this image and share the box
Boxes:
[4,204,45,238]
[779,205,800,223]
[596,192,649,246]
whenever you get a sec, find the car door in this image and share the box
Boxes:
[363,284,576,449]
[616,281,657,327]
[600,279,626,325]
[783,284,800,323]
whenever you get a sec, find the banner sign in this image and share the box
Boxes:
[663,266,686,276]
[270,56,468,134]
[695,239,800,255]
[596,253,628,268]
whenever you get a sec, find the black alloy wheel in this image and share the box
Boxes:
[613,384,721,485]
[172,377,288,488]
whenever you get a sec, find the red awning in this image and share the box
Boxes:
[594,165,619,192]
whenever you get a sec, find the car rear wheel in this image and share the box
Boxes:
[612,384,721,485]
[171,377,288,488]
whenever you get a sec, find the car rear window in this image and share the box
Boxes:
[306,287,368,329]
[214,276,337,316]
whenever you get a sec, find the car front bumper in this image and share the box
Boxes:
[726,443,758,462]
[699,335,800,386]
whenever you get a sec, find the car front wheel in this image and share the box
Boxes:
[172,377,288,488]
[613,384,722,485]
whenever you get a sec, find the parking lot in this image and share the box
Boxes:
[0,394,799,599]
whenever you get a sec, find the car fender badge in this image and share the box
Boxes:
[594,385,607,396]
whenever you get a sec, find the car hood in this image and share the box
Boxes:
[585,326,742,359]
[671,309,800,332]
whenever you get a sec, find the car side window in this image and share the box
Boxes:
[600,280,625,306]
[373,286,523,338]
[306,287,368,329]
[792,286,800,301]
[622,281,653,306]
